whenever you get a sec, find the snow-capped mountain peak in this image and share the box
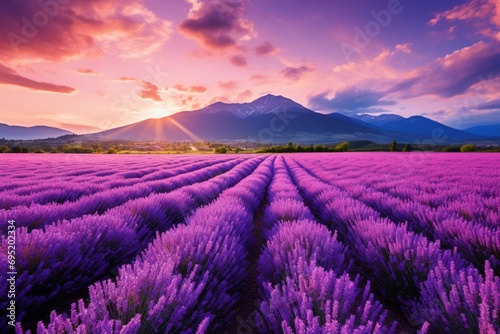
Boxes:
[199,94,313,118]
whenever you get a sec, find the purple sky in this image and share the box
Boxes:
[0,0,499,132]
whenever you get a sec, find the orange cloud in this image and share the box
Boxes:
[139,81,162,101]
[170,84,208,93]
[114,76,137,82]
[0,0,172,64]
[0,64,75,93]
[76,68,100,75]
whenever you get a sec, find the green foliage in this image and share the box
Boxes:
[108,148,117,154]
[460,144,476,152]
[213,147,228,154]
[442,146,461,152]
[334,142,350,152]
[390,140,397,152]
[11,147,22,153]
[62,146,94,154]
[0,146,8,153]
[402,144,412,152]
[21,148,29,153]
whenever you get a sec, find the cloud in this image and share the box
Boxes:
[476,98,500,110]
[390,42,500,98]
[114,76,137,82]
[229,54,247,66]
[281,65,314,81]
[218,80,238,90]
[0,0,172,63]
[208,95,231,104]
[395,43,412,54]
[76,68,100,75]
[179,0,255,51]
[429,0,500,40]
[237,89,253,101]
[170,84,208,94]
[0,64,75,93]
[139,81,162,101]
[254,42,279,56]
[308,87,396,114]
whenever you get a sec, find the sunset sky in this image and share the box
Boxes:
[0,0,499,133]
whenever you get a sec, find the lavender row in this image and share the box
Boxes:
[300,154,500,228]
[296,157,500,275]
[0,155,184,193]
[283,156,499,332]
[0,157,192,208]
[0,157,245,233]
[2,157,265,328]
[25,157,275,333]
[294,154,500,332]
[256,157,396,333]
[0,156,233,211]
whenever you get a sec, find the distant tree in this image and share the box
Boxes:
[295,144,304,152]
[63,146,94,154]
[0,146,8,153]
[442,146,461,152]
[460,144,476,152]
[402,144,412,152]
[108,148,117,154]
[213,147,228,154]
[313,144,326,152]
[390,140,397,152]
[11,147,21,153]
[21,148,29,153]
[334,142,350,152]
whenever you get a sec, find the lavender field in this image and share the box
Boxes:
[1,153,499,334]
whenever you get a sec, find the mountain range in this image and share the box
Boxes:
[1,95,498,142]
[0,123,73,140]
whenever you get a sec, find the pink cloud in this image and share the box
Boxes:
[254,42,279,56]
[0,0,172,64]
[139,81,162,101]
[76,68,100,75]
[229,54,247,66]
[429,0,500,40]
[0,64,75,93]
[179,0,255,51]
[218,80,238,90]
[390,42,500,98]
[236,89,253,102]
[281,65,314,81]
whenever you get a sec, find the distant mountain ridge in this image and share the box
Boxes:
[463,124,500,137]
[0,123,73,140]
[90,95,391,143]
[350,114,405,127]
[4,95,496,143]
